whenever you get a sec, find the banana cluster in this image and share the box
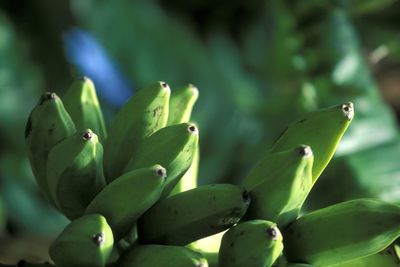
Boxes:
[22,78,400,267]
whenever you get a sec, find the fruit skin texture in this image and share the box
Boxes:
[103,81,170,183]
[167,83,199,126]
[49,214,114,267]
[137,184,250,246]
[243,145,313,228]
[284,198,400,266]
[25,92,76,205]
[325,244,400,267]
[46,129,106,219]
[219,220,283,267]
[118,245,208,267]
[270,102,354,183]
[85,165,167,241]
[124,122,199,198]
[63,77,107,143]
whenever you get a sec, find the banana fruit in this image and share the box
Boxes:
[85,165,167,240]
[124,122,199,198]
[46,129,105,219]
[219,220,283,267]
[25,92,76,204]
[284,198,400,266]
[137,184,250,245]
[167,83,199,126]
[49,213,114,267]
[243,145,314,228]
[63,77,107,142]
[103,81,170,183]
[118,245,208,267]
[270,102,354,183]
[325,244,400,267]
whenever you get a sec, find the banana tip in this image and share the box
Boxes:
[159,81,170,90]
[241,190,251,205]
[342,102,354,121]
[39,92,58,105]
[298,145,313,158]
[187,124,198,135]
[92,232,105,247]
[155,166,167,178]
[267,225,280,241]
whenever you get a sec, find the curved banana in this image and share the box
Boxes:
[187,230,226,267]
[124,122,198,198]
[63,77,107,142]
[167,83,199,125]
[243,145,313,228]
[85,165,167,240]
[103,81,170,183]
[25,92,76,204]
[137,184,250,245]
[283,198,400,266]
[325,244,400,267]
[46,129,105,219]
[49,213,114,267]
[270,102,354,183]
[118,245,208,267]
[169,142,199,196]
[219,220,283,267]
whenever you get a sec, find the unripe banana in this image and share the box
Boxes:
[243,145,313,228]
[49,213,114,267]
[124,122,198,198]
[284,198,400,266]
[167,83,199,125]
[46,129,105,219]
[63,77,107,142]
[270,102,354,183]
[137,184,250,245]
[187,230,226,267]
[103,81,170,183]
[25,92,76,204]
[169,143,199,196]
[85,165,167,240]
[325,244,400,267]
[118,245,208,267]
[219,220,283,267]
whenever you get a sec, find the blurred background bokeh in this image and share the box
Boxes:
[1,0,400,263]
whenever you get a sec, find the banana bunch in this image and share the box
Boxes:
[24,78,400,267]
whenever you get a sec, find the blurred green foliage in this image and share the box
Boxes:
[1,0,400,262]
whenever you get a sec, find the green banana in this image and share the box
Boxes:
[187,230,226,267]
[118,245,208,267]
[137,184,250,245]
[85,165,167,240]
[25,92,76,204]
[124,122,198,198]
[284,198,400,266]
[167,83,199,125]
[46,129,105,219]
[270,102,354,183]
[63,77,107,142]
[243,145,313,228]
[325,244,400,267]
[219,220,283,267]
[49,213,114,267]
[103,81,170,183]
[169,143,199,196]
